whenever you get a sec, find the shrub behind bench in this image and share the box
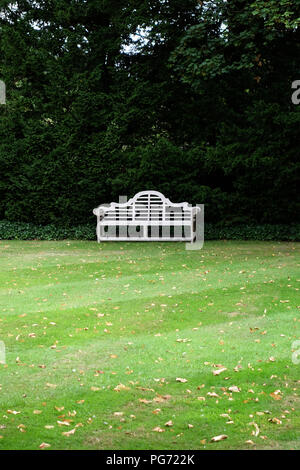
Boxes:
[0,220,299,241]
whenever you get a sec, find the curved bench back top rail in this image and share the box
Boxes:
[93,190,200,221]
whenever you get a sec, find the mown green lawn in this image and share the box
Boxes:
[0,240,299,450]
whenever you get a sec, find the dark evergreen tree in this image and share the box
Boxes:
[0,0,299,226]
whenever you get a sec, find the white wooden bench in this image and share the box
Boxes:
[93,190,200,242]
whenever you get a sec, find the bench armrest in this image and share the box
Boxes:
[93,206,106,218]
[192,206,201,216]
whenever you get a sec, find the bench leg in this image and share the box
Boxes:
[96,217,101,243]
[143,225,147,239]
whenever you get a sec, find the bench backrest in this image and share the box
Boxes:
[93,190,193,223]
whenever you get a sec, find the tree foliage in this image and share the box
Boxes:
[0,0,299,226]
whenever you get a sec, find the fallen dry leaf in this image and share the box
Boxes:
[245,440,255,445]
[212,367,227,376]
[62,428,76,437]
[39,442,51,449]
[153,426,165,433]
[268,417,282,425]
[153,394,171,402]
[207,392,219,398]
[46,383,57,389]
[165,420,173,427]
[7,410,20,415]
[54,406,64,412]
[139,398,152,404]
[57,420,70,426]
[211,434,228,442]
[270,390,282,400]
[250,422,260,437]
[114,383,130,391]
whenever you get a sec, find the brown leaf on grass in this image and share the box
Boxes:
[153,426,165,433]
[211,434,228,442]
[136,386,155,392]
[139,398,152,404]
[62,428,76,437]
[33,410,42,414]
[270,390,282,401]
[153,394,172,403]
[46,383,57,389]
[207,392,219,398]
[57,420,71,426]
[176,377,188,383]
[39,442,51,449]
[197,396,206,401]
[7,410,20,415]
[212,368,227,376]
[165,420,173,427]
[163,394,172,400]
[268,417,282,424]
[245,440,255,445]
[114,383,130,392]
[90,386,100,391]
[228,385,241,393]
[250,422,260,437]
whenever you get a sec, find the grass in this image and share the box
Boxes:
[0,240,299,450]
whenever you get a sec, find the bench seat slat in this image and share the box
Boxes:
[98,220,192,225]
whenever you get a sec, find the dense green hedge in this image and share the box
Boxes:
[0,220,299,241]
[1,2,300,228]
